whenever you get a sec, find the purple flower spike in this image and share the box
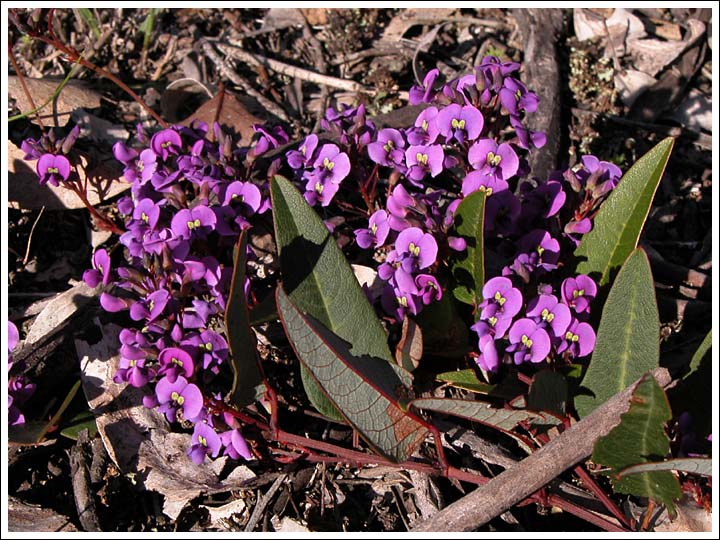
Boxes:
[36,154,71,186]
[157,347,194,383]
[150,128,183,161]
[355,209,390,249]
[436,104,484,144]
[188,422,222,464]
[221,429,253,460]
[557,318,596,358]
[395,227,438,272]
[368,128,406,169]
[155,375,204,423]
[468,139,519,181]
[480,277,523,319]
[461,170,509,198]
[171,204,217,240]
[83,248,112,288]
[405,145,444,184]
[526,294,572,338]
[561,275,597,314]
[507,318,551,364]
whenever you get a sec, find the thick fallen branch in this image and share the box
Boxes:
[412,367,671,532]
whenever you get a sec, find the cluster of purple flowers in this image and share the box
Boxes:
[8,321,35,426]
[20,125,80,186]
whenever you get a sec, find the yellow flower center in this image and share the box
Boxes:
[421,119,429,131]
[494,291,506,306]
[141,212,149,223]
[408,242,421,257]
[565,331,579,342]
[171,391,185,405]
[161,140,173,149]
[541,308,554,322]
[573,289,584,299]
[397,296,408,307]
[488,316,497,327]
[478,186,494,197]
[187,218,202,230]
[486,152,502,167]
[148,300,155,312]
[416,152,429,165]
[171,356,183,367]
[521,334,533,347]
[515,89,522,100]
[537,246,545,256]
[199,435,207,447]
[137,160,144,171]
[383,140,395,153]
[48,167,59,174]
[451,118,466,130]
[370,223,377,234]
[314,182,324,194]
[203,342,213,352]
[323,157,335,171]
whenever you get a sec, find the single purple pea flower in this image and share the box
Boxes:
[480,276,523,320]
[414,274,442,305]
[556,318,596,358]
[404,144,444,184]
[220,429,253,460]
[510,115,546,150]
[476,303,514,340]
[499,77,539,115]
[113,357,156,388]
[83,248,112,288]
[526,294,572,338]
[406,107,440,145]
[386,184,417,231]
[355,209,390,249]
[474,333,499,372]
[171,204,217,240]
[561,275,597,314]
[36,154,71,186]
[395,227,438,272]
[461,170,509,198]
[155,375,204,423]
[309,144,351,185]
[129,289,171,323]
[286,134,319,169]
[157,347,195,383]
[188,422,222,464]
[468,139,519,181]
[304,176,341,207]
[223,181,262,214]
[408,68,440,105]
[150,128,183,161]
[436,104,484,144]
[367,128,406,169]
[507,318,551,365]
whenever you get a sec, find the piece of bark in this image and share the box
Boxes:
[8,497,78,532]
[512,9,567,180]
[412,367,671,532]
[69,430,102,532]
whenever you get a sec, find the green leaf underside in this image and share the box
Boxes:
[576,249,659,418]
[452,190,486,307]
[409,397,560,436]
[271,176,392,420]
[592,376,681,509]
[276,287,426,462]
[437,370,496,394]
[619,458,712,478]
[225,230,264,409]
[575,138,674,287]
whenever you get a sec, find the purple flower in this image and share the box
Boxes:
[510,115,546,150]
[409,68,440,105]
[468,139,519,181]
[368,128,406,169]
[522,180,566,219]
[395,227,438,273]
[170,205,217,240]
[405,145,444,184]
[129,289,171,323]
[578,155,622,192]
[286,134,319,169]
[386,184,417,231]
[475,303,513,340]
[561,275,597,314]
[355,210,390,249]
[8,321,19,353]
[183,330,229,373]
[220,428,253,460]
[499,77,539,115]
[157,347,195,383]
[188,422,222,464]
[250,124,289,157]
[461,170,509,198]
[83,249,112,288]
[113,357,155,388]
[507,318,551,364]
[36,154,71,186]
[436,104,484,144]
[406,107,440,145]
[557,318,596,358]
[526,294,572,338]
[480,277,523,320]
[474,333,499,372]
[304,176,341,207]
[508,230,561,277]
[150,128,183,161]
[309,144,351,185]
[414,274,442,305]
[381,276,419,322]
[155,375,204,423]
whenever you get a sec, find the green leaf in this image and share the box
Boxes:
[451,190,486,308]
[575,138,674,287]
[688,330,711,376]
[592,375,682,510]
[9,379,81,445]
[437,369,496,394]
[576,248,660,418]
[276,287,426,462]
[60,410,98,441]
[527,370,568,416]
[619,458,712,478]
[225,231,264,408]
[271,176,392,420]
[138,8,159,52]
[75,8,101,39]
[669,330,712,437]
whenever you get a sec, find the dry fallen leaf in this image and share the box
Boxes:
[8,141,129,211]
[77,323,256,521]
[395,316,423,371]
[9,76,102,127]
[669,88,712,132]
[614,69,658,107]
[182,91,262,147]
[627,19,706,77]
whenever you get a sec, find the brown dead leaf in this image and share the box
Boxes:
[77,323,256,521]
[9,76,102,127]
[381,8,457,42]
[395,316,423,371]
[299,8,328,26]
[8,497,79,532]
[182,90,262,147]
[8,141,129,211]
[25,280,97,346]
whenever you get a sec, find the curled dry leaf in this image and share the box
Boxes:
[76,323,256,521]
[8,141,129,211]
[9,76,102,127]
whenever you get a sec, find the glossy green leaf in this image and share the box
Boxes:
[276,287,426,462]
[225,230,264,408]
[592,375,681,510]
[527,370,568,416]
[575,137,674,287]
[271,176,392,420]
[576,249,659,417]
[619,458,712,478]
[60,410,98,441]
[451,190,486,307]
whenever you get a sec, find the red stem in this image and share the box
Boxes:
[574,464,633,529]
[66,182,125,235]
[547,494,630,532]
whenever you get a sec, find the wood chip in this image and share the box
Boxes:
[8,497,78,532]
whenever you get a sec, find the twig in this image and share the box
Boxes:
[216,42,375,97]
[8,43,44,127]
[244,473,287,532]
[198,39,290,122]
[411,368,671,531]
[547,494,628,532]
[298,9,330,132]
[23,206,45,266]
